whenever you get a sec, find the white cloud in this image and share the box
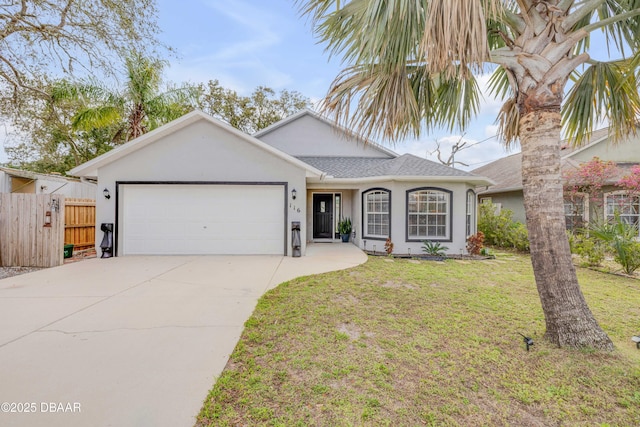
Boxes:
[485,124,499,138]
[475,72,506,116]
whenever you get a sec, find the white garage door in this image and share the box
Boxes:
[120,184,285,255]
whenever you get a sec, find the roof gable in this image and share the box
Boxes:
[254,109,397,159]
[68,110,323,179]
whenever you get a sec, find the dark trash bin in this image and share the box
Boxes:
[292,221,301,257]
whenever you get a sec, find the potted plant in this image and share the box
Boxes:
[338,217,352,242]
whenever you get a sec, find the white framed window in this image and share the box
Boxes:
[564,194,588,231]
[606,192,640,229]
[407,188,451,241]
[363,189,390,239]
[466,190,475,237]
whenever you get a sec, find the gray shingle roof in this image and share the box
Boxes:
[473,152,638,195]
[472,128,615,194]
[297,154,479,178]
[472,153,523,193]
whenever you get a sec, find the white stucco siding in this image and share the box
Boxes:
[95,120,307,256]
[570,133,640,163]
[310,181,476,255]
[257,114,394,158]
[378,181,473,255]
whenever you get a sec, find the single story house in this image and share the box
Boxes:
[472,128,640,227]
[69,109,493,257]
[0,166,96,198]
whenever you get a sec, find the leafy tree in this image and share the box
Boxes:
[198,80,311,134]
[53,53,199,143]
[4,53,198,173]
[617,164,640,196]
[0,0,162,100]
[2,79,119,173]
[298,0,640,349]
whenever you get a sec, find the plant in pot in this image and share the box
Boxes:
[338,217,352,242]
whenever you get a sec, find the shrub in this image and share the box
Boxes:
[569,233,606,267]
[478,202,530,252]
[384,238,394,255]
[466,231,484,255]
[591,215,640,274]
[507,222,530,252]
[422,241,448,256]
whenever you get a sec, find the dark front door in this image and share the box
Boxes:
[313,194,334,239]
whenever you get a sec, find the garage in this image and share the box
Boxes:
[119,183,286,255]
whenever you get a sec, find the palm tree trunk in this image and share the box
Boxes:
[520,109,613,350]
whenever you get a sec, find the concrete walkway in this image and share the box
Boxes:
[0,243,366,427]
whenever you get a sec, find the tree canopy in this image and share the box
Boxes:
[3,59,312,173]
[0,0,162,100]
[198,80,311,134]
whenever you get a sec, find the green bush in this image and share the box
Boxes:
[568,232,606,267]
[507,222,530,252]
[478,203,530,252]
[591,215,640,274]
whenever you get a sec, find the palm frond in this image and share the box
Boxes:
[487,66,512,101]
[596,0,640,55]
[307,0,425,72]
[420,0,495,78]
[72,106,122,131]
[495,97,519,148]
[433,69,481,132]
[321,63,422,141]
[563,59,640,146]
[321,61,482,142]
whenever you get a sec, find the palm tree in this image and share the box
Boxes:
[52,52,199,144]
[299,0,640,350]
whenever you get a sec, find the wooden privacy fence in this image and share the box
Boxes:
[0,193,65,267]
[64,198,96,251]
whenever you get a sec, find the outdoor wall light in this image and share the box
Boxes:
[103,188,111,199]
[519,333,534,351]
[44,211,52,227]
[632,335,640,349]
[291,188,297,200]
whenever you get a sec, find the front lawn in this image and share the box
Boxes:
[196,253,640,426]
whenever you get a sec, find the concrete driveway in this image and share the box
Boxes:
[0,244,366,427]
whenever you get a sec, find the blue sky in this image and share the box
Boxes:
[0,0,527,169]
[155,0,511,170]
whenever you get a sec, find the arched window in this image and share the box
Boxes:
[363,188,390,239]
[406,187,452,241]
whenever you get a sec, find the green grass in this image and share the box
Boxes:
[196,253,640,426]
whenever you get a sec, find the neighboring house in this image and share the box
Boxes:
[0,166,96,199]
[69,109,492,257]
[473,128,640,227]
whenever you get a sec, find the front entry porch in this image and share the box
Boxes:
[309,190,357,243]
